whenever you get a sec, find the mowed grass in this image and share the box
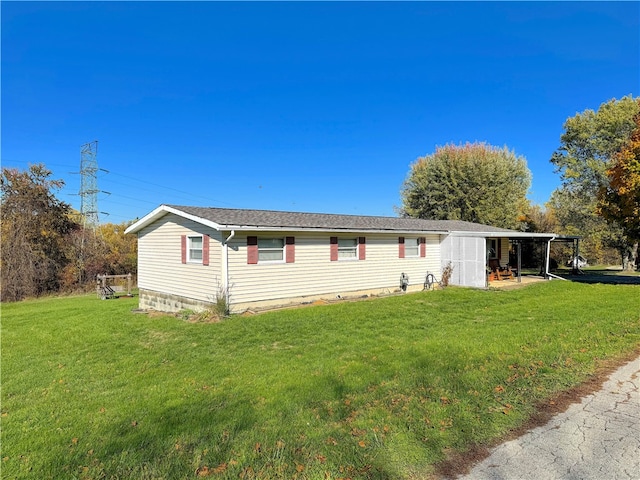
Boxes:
[2,281,639,479]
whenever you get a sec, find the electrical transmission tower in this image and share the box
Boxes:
[79,140,100,227]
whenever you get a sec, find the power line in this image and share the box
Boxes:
[104,169,238,207]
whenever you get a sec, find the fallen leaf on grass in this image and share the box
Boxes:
[212,463,228,474]
[196,466,210,477]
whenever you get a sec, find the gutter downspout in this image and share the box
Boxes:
[545,235,566,281]
[223,230,236,307]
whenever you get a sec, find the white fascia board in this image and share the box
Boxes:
[449,231,556,239]
[215,226,450,235]
[124,205,223,234]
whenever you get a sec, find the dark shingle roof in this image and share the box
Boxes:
[166,205,514,234]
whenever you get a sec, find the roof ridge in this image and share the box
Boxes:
[166,204,406,220]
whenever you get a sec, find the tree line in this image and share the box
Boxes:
[2,96,638,301]
[1,164,136,302]
[401,95,640,270]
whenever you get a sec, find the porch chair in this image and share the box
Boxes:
[487,259,514,281]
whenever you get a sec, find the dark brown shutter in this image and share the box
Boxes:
[247,236,258,264]
[181,235,187,264]
[203,235,210,266]
[358,237,366,260]
[420,237,426,258]
[285,236,295,263]
[330,237,338,261]
[399,237,405,258]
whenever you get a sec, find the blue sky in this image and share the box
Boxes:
[2,1,638,223]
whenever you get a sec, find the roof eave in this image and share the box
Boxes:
[215,225,450,235]
[450,231,556,238]
[124,205,223,234]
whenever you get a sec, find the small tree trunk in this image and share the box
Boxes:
[631,242,639,271]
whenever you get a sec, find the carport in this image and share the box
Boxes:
[486,232,559,285]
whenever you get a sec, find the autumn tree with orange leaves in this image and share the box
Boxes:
[550,96,639,266]
[598,102,640,269]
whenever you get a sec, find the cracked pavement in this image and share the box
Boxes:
[457,357,640,480]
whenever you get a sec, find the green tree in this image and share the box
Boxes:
[400,142,531,229]
[549,187,624,265]
[550,96,640,266]
[1,164,78,301]
[551,95,639,196]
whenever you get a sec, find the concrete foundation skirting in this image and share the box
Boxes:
[139,289,213,313]
[139,283,426,314]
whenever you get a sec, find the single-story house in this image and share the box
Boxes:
[124,205,557,313]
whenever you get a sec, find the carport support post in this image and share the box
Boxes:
[573,238,581,274]
[516,240,522,283]
[544,239,551,279]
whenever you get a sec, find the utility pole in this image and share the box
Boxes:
[79,140,100,228]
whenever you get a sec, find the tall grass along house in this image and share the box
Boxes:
[125,205,556,313]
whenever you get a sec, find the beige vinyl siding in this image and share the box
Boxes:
[499,238,510,266]
[137,213,222,302]
[227,232,440,306]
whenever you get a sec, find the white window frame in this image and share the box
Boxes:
[487,239,498,259]
[258,238,285,263]
[405,237,420,257]
[188,235,203,263]
[338,238,358,260]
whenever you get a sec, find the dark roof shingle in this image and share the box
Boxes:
[167,205,514,233]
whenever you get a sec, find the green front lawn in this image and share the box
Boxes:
[2,281,639,479]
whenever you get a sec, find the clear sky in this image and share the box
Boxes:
[2,1,638,224]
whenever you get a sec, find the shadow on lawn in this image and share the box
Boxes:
[556,269,640,285]
[90,394,260,478]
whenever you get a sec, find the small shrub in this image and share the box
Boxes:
[441,261,454,287]
[197,284,230,322]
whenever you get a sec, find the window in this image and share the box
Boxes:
[487,239,498,259]
[247,236,294,264]
[188,236,203,262]
[338,238,357,259]
[258,238,284,262]
[182,234,209,265]
[405,238,419,257]
[330,237,365,261]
